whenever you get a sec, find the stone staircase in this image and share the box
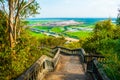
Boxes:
[16,46,110,80]
[44,54,86,80]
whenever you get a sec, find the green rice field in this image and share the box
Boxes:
[65,31,92,39]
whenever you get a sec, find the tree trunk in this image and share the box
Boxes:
[9,0,15,48]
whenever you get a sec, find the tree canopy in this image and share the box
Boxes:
[116,8,120,26]
[0,0,40,49]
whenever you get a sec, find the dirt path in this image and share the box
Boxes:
[65,37,79,42]
[44,54,86,80]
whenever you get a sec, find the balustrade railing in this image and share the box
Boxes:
[87,59,110,80]
[55,46,110,80]
[16,48,60,80]
[16,46,110,80]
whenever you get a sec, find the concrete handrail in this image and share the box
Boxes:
[16,55,52,80]
[16,48,61,80]
[52,48,61,67]
[16,46,110,80]
[53,46,110,80]
[87,59,110,80]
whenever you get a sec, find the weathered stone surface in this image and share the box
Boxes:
[44,54,86,80]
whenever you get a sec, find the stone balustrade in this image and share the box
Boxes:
[16,48,60,80]
[16,46,110,80]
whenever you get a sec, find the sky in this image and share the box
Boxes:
[36,0,120,18]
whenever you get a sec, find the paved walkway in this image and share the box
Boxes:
[44,54,87,80]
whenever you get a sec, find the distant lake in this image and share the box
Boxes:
[27,18,117,25]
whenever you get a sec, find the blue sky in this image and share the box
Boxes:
[36,0,120,18]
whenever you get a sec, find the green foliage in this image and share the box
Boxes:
[0,1,51,79]
[0,11,11,79]
[94,19,115,31]
[94,19,115,39]
[116,17,120,26]
[83,20,116,53]
[28,30,46,38]
[116,10,120,26]
[0,27,67,79]
[103,54,120,80]
[33,26,52,31]
[0,51,12,80]
[114,27,120,39]
[65,31,92,39]
[64,42,81,49]
[39,36,66,48]
[82,19,120,80]
[0,29,41,79]
[0,27,66,79]
[0,10,9,51]
[20,0,40,18]
[51,27,64,33]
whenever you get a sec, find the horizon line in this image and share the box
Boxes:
[28,17,117,19]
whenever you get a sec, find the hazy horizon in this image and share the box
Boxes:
[28,17,117,19]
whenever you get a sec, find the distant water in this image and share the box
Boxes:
[27,18,116,24]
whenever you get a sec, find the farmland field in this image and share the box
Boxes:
[65,31,92,39]
[27,18,116,39]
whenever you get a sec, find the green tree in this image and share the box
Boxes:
[116,9,120,26]
[83,20,116,54]
[0,0,39,49]
[82,19,120,80]
[0,10,9,51]
[94,19,115,39]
